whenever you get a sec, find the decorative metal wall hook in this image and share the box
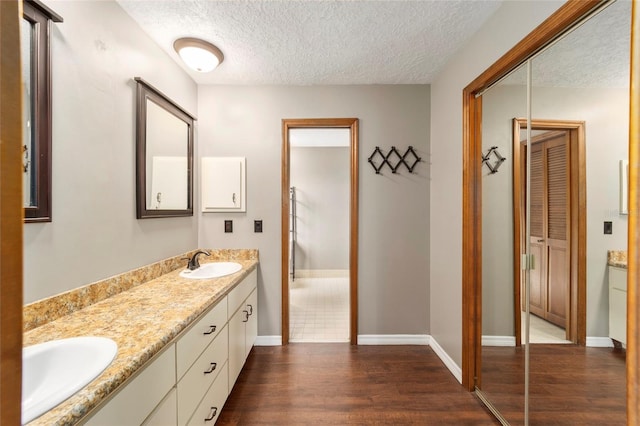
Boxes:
[482,146,506,174]
[368,146,422,174]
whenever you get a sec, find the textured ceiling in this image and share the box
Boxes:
[117,0,503,85]
[501,0,631,89]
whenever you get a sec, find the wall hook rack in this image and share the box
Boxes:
[368,146,421,174]
[482,146,506,174]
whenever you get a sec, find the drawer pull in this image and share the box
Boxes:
[203,325,217,335]
[242,310,249,322]
[247,304,253,315]
[204,362,218,374]
[205,407,218,422]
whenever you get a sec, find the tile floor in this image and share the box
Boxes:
[526,313,572,344]
[289,273,349,342]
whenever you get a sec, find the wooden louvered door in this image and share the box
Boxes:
[528,131,569,328]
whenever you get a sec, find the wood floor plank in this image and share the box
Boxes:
[218,344,498,425]
[481,344,626,425]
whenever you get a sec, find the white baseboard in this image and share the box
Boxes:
[482,335,516,347]
[357,334,430,345]
[254,335,282,346]
[429,336,462,384]
[254,333,461,384]
[586,336,614,347]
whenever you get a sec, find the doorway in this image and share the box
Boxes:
[289,131,349,342]
[281,118,359,345]
[512,119,586,346]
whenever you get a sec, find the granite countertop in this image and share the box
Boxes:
[608,250,627,268]
[24,258,258,425]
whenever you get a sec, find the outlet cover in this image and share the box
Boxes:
[604,221,612,234]
[224,220,233,233]
[254,220,263,233]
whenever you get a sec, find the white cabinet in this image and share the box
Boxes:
[83,270,257,425]
[143,389,177,426]
[201,157,246,212]
[186,363,228,426]
[227,270,258,391]
[609,265,627,345]
[177,327,228,424]
[85,346,176,425]
[176,298,228,380]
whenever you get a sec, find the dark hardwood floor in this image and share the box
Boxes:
[217,344,498,425]
[481,344,626,425]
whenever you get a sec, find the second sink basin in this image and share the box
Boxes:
[179,262,242,279]
[22,336,117,424]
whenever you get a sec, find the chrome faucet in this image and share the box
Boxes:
[185,250,210,270]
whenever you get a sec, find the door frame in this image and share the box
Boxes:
[462,0,609,391]
[0,0,25,423]
[281,118,359,345]
[512,119,586,346]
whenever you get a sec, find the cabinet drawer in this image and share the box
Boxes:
[177,297,228,379]
[186,362,229,426]
[142,387,177,426]
[609,266,627,292]
[85,345,176,425]
[177,326,229,425]
[228,270,257,317]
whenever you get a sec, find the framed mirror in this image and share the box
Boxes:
[22,0,63,223]
[135,77,195,219]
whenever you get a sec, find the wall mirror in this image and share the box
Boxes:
[21,0,62,223]
[135,77,195,219]
[464,0,635,424]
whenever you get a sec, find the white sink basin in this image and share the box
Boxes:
[179,262,242,279]
[22,336,117,424]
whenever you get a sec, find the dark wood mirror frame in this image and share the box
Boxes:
[462,0,640,422]
[135,77,195,219]
[22,0,62,223]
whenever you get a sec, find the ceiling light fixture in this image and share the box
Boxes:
[173,37,224,73]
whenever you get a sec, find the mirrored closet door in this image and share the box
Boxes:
[474,0,631,424]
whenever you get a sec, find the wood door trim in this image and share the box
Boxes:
[627,2,640,423]
[462,0,605,391]
[0,1,25,423]
[512,119,586,345]
[281,118,359,346]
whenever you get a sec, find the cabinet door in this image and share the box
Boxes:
[85,346,175,425]
[201,157,246,212]
[245,289,258,359]
[228,306,248,391]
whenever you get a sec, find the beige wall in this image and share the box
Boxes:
[481,84,629,338]
[291,147,350,271]
[429,1,564,366]
[197,85,430,337]
[23,0,198,303]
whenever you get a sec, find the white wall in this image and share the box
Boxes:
[23,0,198,303]
[291,147,350,271]
[197,85,430,337]
[430,1,564,367]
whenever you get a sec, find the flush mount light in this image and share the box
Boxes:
[173,37,224,73]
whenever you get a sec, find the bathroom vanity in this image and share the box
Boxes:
[608,251,627,347]
[22,249,258,425]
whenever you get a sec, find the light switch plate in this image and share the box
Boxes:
[224,220,233,233]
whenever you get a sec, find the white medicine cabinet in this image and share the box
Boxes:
[201,157,246,212]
